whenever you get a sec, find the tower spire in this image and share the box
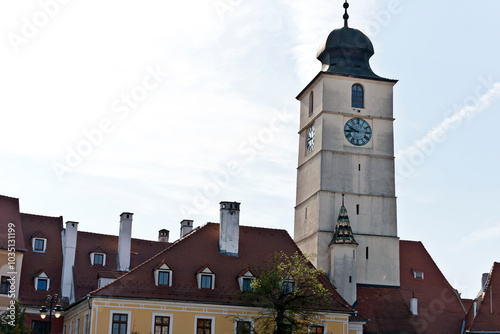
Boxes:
[331,198,357,245]
[343,0,349,28]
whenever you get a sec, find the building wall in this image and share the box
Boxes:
[63,297,356,334]
[0,250,23,310]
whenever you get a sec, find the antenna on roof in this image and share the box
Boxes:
[343,0,349,28]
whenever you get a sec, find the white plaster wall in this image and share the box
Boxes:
[330,244,357,305]
[354,235,400,286]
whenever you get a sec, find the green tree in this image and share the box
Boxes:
[243,252,331,334]
[0,300,31,334]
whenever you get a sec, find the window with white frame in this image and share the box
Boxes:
[195,315,214,334]
[154,262,173,287]
[32,237,47,253]
[90,252,106,266]
[413,270,424,279]
[238,268,256,292]
[235,319,253,334]
[153,314,172,334]
[108,311,131,334]
[34,271,50,291]
[196,266,215,290]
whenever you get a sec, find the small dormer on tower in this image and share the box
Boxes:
[329,195,358,305]
[219,201,240,257]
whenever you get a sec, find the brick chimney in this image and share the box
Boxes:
[180,219,193,238]
[219,201,240,257]
[158,229,169,243]
[118,212,133,271]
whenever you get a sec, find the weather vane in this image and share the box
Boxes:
[343,0,349,28]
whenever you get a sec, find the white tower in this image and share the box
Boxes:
[294,1,400,300]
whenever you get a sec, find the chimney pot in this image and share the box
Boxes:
[180,219,194,238]
[158,229,170,243]
[482,273,489,292]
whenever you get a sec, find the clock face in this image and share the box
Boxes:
[344,118,372,146]
[306,125,315,152]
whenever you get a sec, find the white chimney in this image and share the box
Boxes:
[410,297,418,315]
[118,212,133,271]
[61,221,78,301]
[180,219,193,238]
[219,201,240,256]
[158,229,169,243]
[482,273,489,292]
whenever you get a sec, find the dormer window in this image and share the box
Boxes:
[196,265,215,290]
[34,271,50,291]
[281,276,295,295]
[238,268,257,292]
[154,261,173,287]
[32,238,47,253]
[412,270,424,279]
[90,252,106,266]
[352,84,364,108]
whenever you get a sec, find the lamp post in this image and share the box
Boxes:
[39,294,63,334]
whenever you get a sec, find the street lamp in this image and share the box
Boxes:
[39,294,63,333]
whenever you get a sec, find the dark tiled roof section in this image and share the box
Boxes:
[467,262,500,332]
[356,240,467,334]
[73,231,170,301]
[91,223,354,313]
[18,213,64,307]
[0,195,25,251]
[399,240,466,334]
[356,286,416,333]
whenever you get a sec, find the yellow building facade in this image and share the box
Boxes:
[64,296,362,334]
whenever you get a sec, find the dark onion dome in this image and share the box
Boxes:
[317,26,382,80]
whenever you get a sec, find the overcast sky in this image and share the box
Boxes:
[2,0,500,299]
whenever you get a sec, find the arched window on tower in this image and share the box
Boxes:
[352,84,364,108]
[308,91,314,116]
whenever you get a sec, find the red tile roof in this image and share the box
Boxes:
[90,223,355,314]
[72,230,170,300]
[466,262,500,332]
[0,195,26,251]
[356,240,467,334]
[18,213,64,307]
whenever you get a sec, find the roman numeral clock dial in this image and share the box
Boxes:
[344,117,372,146]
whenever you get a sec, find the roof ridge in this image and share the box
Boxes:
[21,212,63,220]
[78,230,166,244]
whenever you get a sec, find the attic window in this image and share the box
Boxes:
[238,268,256,292]
[90,252,106,266]
[32,238,47,253]
[413,271,424,280]
[34,271,50,291]
[154,262,173,287]
[281,276,295,295]
[196,266,215,290]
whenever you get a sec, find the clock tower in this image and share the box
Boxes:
[294,1,400,303]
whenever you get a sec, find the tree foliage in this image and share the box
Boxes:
[243,252,331,334]
[0,300,31,334]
